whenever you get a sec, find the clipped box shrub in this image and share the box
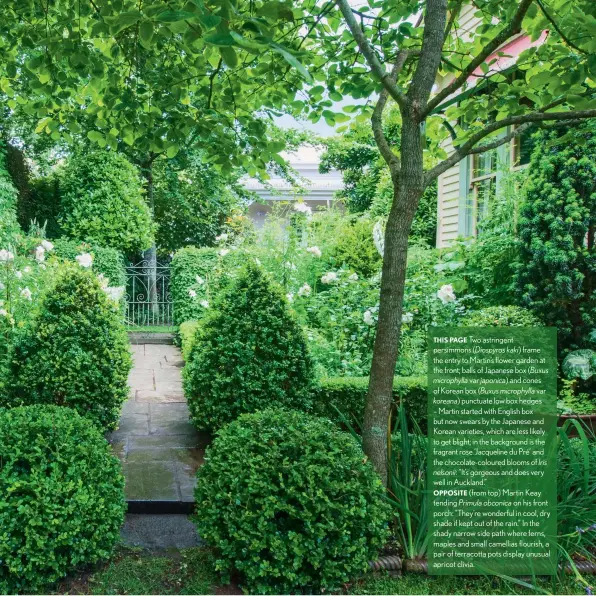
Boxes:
[179,319,200,361]
[312,375,427,429]
[0,405,125,593]
[464,305,541,327]
[4,265,132,430]
[195,408,390,594]
[183,263,314,431]
[53,238,126,287]
[58,149,154,253]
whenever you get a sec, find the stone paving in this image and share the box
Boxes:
[108,343,209,507]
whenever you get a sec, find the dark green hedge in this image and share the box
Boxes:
[312,375,427,429]
[53,238,126,287]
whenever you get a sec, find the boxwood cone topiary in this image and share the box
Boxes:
[183,263,314,431]
[194,408,391,594]
[0,405,126,593]
[4,264,132,430]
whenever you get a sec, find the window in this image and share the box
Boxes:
[468,149,497,232]
[512,125,538,167]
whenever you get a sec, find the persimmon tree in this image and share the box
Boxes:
[305,0,596,481]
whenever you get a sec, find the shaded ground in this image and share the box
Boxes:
[108,344,209,506]
[53,547,589,595]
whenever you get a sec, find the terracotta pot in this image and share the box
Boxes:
[558,413,596,437]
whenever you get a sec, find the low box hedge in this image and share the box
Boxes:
[312,375,427,430]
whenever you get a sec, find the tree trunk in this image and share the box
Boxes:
[141,159,159,320]
[363,116,425,483]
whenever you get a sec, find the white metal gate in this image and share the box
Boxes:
[125,261,173,328]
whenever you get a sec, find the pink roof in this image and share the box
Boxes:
[472,31,549,78]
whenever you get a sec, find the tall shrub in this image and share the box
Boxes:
[0,405,125,593]
[4,265,132,429]
[516,122,596,352]
[183,263,314,430]
[0,142,21,246]
[58,150,154,253]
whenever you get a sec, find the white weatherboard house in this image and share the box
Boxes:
[435,5,546,247]
[244,145,343,227]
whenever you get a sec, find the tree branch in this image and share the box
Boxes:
[409,0,448,112]
[425,0,535,116]
[425,108,596,183]
[371,57,408,175]
[334,0,405,108]
[444,0,464,42]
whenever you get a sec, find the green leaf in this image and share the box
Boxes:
[155,10,196,22]
[219,47,238,68]
[269,42,312,84]
[87,130,105,144]
[139,21,154,45]
[166,144,179,158]
[204,32,235,46]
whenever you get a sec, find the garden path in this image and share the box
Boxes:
[108,343,209,512]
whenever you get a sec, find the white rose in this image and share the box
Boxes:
[15,271,22,279]
[363,310,375,326]
[41,240,54,251]
[23,266,31,274]
[20,287,32,300]
[200,300,209,308]
[188,289,197,298]
[283,262,297,270]
[286,293,294,303]
[321,272,338,284]
[297,283,311,297]
[35,246,45,262]
[402,312,414,324]
[195,275,205,285]
[306,246,322,258]
[349,273,359,281]
[218,249,230,257]
[0,249,14,262]
[215,233,228,243]
[293,202,312,215]
[0,308,7,317]
[105,286,125,302]
[76,253,93,268]
[437,284,456,304]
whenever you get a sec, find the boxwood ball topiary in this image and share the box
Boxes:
[194,408,390,594]
[0,405,125,593]
[183,263,314,431]
[4,265,132,430]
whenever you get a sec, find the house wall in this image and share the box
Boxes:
[436,5,481,248]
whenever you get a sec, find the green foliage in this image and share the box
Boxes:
[194,408,390,594]
[461,169,526,305]
[183,263,314,431]
[464,305,541,327]
[153,150,244,254]
[5,265,132,430]
[0,142,21,246]
[179,319,200,361]
[53,238,126,286]
[170,247,219,326]
[517,122,596,353]
[328,215,382,277]
[0,405,125,593]
[312,375,427,430]
[59,150,154,253]
[319,116,437,247]
[18,172,62,238]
